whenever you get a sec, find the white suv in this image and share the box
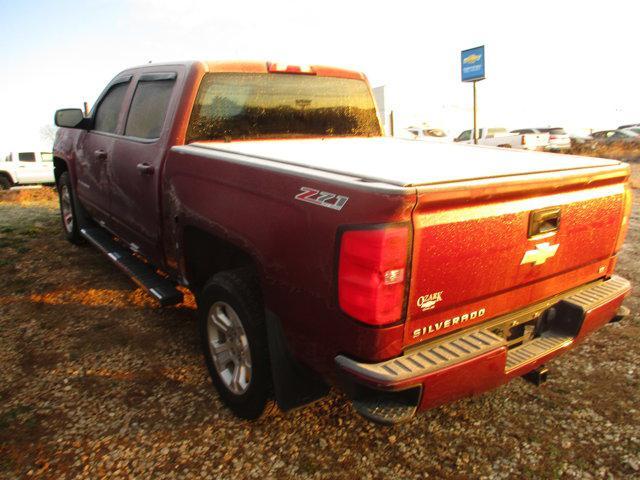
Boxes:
[0,151,55,189]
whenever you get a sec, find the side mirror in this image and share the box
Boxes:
[54,109,85,128]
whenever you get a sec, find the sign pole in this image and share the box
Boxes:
[473,80,478,145]
[461,45,485,145]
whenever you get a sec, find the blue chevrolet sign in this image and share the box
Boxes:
[461,46,485,82]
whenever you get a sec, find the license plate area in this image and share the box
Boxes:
[489,303,581,350]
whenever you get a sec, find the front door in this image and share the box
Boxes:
[75,77,132,220]
[108,71,179,264]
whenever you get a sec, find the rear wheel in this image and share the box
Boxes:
[199,269,276,419]
[57,171,82,244]
[0,175,11,190]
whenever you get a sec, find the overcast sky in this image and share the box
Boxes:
[1,0,638,150]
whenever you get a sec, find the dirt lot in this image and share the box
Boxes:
[1,164,639,479]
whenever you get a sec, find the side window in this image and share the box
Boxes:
[18,152,36,162]
[125,78,176,139]
[487,128,506,139]
[458,130,471,141]
[94,82,130,134]
[5,154,11,162]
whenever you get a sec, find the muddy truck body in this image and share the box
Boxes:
[52,61,632,424]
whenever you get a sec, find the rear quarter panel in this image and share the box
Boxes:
[162,146,416,376]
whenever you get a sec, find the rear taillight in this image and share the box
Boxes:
[549,135,557,140]
[338,225,410,326]
[615,185,633,252]
[521,135,527,145]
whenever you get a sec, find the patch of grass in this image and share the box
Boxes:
[0,405,32,431]
[6,277,31,294]
[0,455,15,473]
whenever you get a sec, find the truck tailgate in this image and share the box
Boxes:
[405,168,630,347]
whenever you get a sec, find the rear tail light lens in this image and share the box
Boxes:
[338,225,409,326]
[615,185,633,252]
[521,135,527,145]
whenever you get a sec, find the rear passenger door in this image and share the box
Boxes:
[14,152,39,183]
[109,71,179,264]
[75,76,132,221]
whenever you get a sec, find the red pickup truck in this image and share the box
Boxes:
[53,60,632,424]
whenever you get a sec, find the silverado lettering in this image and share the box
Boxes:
[52,60,632,425]
[413,308,486,338]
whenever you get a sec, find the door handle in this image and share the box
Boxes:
[94,149,108,160]
[136,163,155,175]
[528,207,561,237]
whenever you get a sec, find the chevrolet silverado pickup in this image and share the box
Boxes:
[52,60,632,424]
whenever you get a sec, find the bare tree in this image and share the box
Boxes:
[40,125,58,145]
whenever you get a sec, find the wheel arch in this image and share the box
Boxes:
[0,170,14,184]
[181,225,263,294]
[53,156,69,185]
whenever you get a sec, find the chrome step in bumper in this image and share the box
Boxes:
[337,276,630,386]
[337,276,630,424]
[505,333,572,371]
[336,329,504,385]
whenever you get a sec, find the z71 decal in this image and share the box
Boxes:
[294,187,349,211]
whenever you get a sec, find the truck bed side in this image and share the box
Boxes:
[162,144,417,375]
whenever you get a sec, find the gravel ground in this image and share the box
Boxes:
[0,166,639,479]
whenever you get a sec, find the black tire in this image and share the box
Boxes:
[57,171,83,244]
[198,269,276,420]
[0,175,11,190]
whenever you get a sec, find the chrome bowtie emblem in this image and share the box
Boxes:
[521,242,559,266]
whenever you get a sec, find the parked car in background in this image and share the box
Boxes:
[511,127,571,151]
[403,127,448,142]
[568,133,594,147]
[591,129,640,145]
[622,127,640,136]
[454,127,549,150]
[618,123,640,129]
[0,151,55,189]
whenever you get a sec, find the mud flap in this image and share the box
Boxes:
[265,310,329,411]
[70,179,92,231]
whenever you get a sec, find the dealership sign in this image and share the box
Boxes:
[461,46,485,82]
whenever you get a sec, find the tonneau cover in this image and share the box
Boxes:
[193,137,622,187]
